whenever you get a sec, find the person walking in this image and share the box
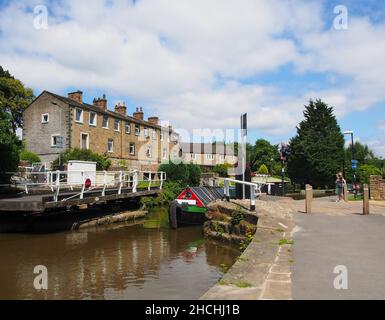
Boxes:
[335,172,346,202]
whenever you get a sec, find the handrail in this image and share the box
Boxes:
[223,178,260,211]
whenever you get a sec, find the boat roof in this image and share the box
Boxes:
[188,186,224,206]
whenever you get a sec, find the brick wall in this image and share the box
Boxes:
[370,175,385,200]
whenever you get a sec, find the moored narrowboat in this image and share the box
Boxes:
[168,186,224,229]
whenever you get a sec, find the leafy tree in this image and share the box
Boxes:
[213,163,232,177]
[257,164,269,175]
[159,162,201,186]
[0,67,34,133]
[287,99,345,188]
[53,148,111,170]
[19,149,41,164]
[356,164,382,184]
[0,110,22,184]
[234,139,280,173]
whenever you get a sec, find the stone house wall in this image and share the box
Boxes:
[370,175,385,200]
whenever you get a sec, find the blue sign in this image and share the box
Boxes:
[351,160,358,165]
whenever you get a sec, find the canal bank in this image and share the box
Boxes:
[200,198,295,300]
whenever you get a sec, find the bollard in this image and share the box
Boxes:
[305,184,312,214]
[363,184,370,215]
[343,183,348,202]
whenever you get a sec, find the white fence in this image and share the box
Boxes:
[3,170,166,202]
[223,178,264,211]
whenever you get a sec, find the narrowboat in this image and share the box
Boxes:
[168,186,224,229]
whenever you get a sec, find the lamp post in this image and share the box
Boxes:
[343,130,356,185]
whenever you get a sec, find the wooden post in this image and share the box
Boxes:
[363,184,370,215]
[305,184,312,214]
[343,183,348,202]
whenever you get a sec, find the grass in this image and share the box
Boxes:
[235,281,252,288]
[348,194,363,201]
[278,238,294,245]
[137,181,161,189]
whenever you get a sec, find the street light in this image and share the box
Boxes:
[343,130,356,186]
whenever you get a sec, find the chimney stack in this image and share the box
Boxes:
[68,90,83,104]
[93,94,107,110]
[133,107,144,121]
[148,116,159,125]
[115,101,127,116]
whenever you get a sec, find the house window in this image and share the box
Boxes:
[107,139,114,153]
[102,115,109,128]
[206,154,213,160]
[135,124,140,136]
[146,145,152,158]
[129,142,135,155]
[191,153,196,160]
[220,155,225,161]
[125,122,131,134]
[75,108,83,123]
[162,148,168,159]
[152,129,156,140]
[51,135,62,147]
[160,131,164,141]
[80,133,89,149]
[89,112,97,126]
[114,119,120,131]
[41,113,49,123]
[144,127,149,138]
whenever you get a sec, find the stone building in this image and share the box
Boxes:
[23,90,179,170]
[370,175,385,200]
[180,142,237,168]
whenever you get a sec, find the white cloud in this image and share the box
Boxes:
[0,0,384,148]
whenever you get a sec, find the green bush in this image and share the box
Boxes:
[140,181,183,208]
[19,149,41,164]
[257,164,269,174]
[159,162,201,186]
[53,148,111,170]
[357,164,382,184]
[213,163,232,177]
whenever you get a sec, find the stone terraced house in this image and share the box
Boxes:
[23,90,179,170]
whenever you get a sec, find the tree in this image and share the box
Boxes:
[257,164,269,175]
[356,165,381,184]
[53,148,111,170]
[159,162,201,186]
[213,163,232,177]
[287,99,345,188]
[234,139,280,173]
[0,110,22,184]
[0,67,34,133]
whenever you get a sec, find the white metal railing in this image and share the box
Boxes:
[223,178,263,211]
[2,170,166,202]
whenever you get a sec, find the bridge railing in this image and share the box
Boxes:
[223,178,263,211]
[2,170,166,202]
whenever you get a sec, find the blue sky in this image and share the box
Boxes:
[0,0,384,156]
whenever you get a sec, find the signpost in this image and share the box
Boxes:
[240,114,247,200]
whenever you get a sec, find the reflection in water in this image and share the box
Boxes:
[0,208,240,299]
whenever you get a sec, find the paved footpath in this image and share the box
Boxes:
[291,197,385,300]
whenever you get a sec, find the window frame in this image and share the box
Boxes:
[135,124,140,136]
[125,121,131,134]
[107,139,114,153]
[89,111,97,127]
[206,154,214,160]
[102,115,109,129]
[51,134,61,147]
[80,132,89,150]
[114,119,120,132]
[41,113,49,124]
[129,142,135,156]
[75,108,83,123]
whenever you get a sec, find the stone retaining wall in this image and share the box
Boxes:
[370,175,385,200]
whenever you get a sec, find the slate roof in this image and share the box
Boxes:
[190,186,224,206]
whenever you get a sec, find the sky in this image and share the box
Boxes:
[0,0,384,157]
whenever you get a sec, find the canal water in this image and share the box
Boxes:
[0,207,240,299]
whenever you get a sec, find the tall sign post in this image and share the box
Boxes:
[240,113,247,200]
